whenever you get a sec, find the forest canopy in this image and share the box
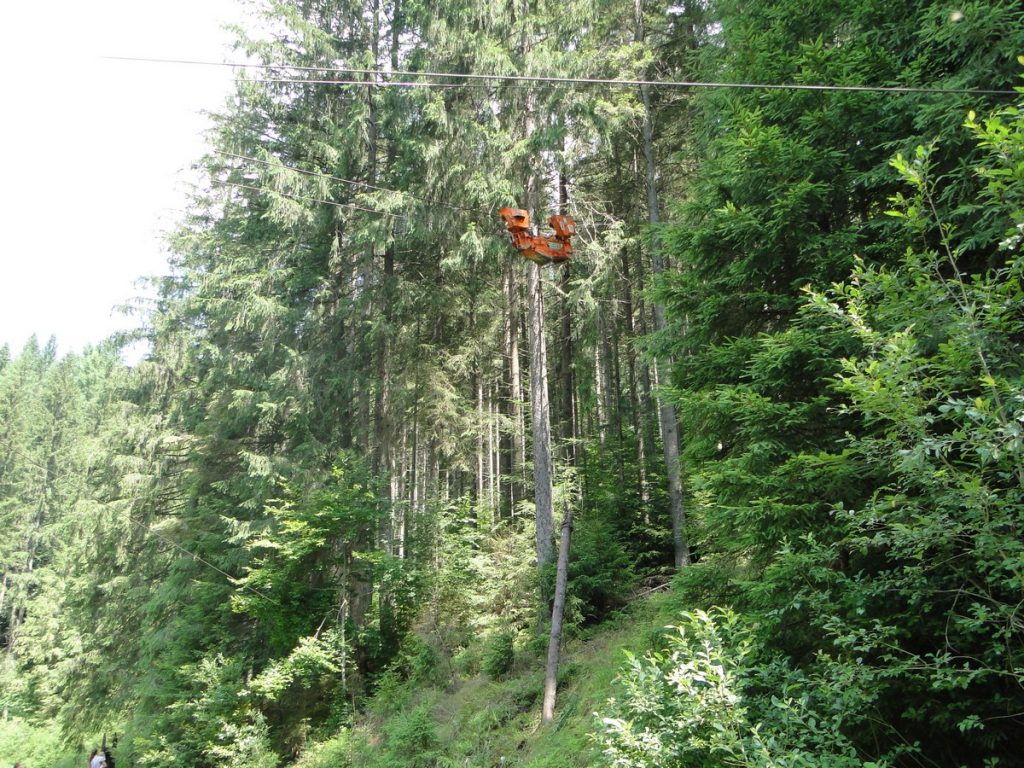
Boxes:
[2,1,1023,767]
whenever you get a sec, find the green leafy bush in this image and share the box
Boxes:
[384,702,440,768]
[0,718,78,768]
[569,515,637,626]
[595,610,865,768]
[205,714,279,768]
[482,631,515,680]
[786,92,1024,760]
[290,731,353,768]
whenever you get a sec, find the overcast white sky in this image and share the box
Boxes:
[0,0,247,360]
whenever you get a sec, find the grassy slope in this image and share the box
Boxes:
[294,588,685,768]
[0,588,685,768]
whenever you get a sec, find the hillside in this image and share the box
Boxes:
[2,1,1024,767]
[293,586,682,768]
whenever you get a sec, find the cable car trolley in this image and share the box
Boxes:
[499,207,576,265]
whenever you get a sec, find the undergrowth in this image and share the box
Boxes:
[291,586,683,768]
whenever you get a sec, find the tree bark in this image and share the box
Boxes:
[621,247,651,504]
[528,264,554,570]
[554,170,576,464]
[501,264,525,519]
[541,502,573,723]
[636,0,691,567]
[523,46,554,570]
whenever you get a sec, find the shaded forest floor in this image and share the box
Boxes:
[293,586,684,768]
[0,582,683,768]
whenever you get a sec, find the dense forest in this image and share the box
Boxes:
[2,0,1024,766]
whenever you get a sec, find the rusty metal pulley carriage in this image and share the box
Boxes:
[498,207,576,265]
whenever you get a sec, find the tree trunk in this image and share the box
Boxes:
[594,333,607,447]
[554,170,576,464]
[528,263,554,570]
[541,501,573,723]
[634,249,657,457]
[523,50,554,571]
[501,264,524,519]
[636,0,691,568]
[621,247,651,504]
[489,384,498,520]
[476,360,485,516]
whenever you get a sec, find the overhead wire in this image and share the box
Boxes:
[210,178,407,219]
[78,49,1017,608]
[245,77,466,89]
[242,76,527,90]
[0,443,284,608]
[216,153,525,241]
[130,512,283,607]
[103,55,1020,96]
[215,150,483,213]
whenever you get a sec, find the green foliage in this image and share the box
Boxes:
[233,450,387,649]
[403,634,448,689]
[6,3,1024,767]
[383,702,441,767]
[781,96,1024,759]
[481,630,515,680]
[365,665,415,719]
[596,610,867,768]
[419,503,537,665]
[568,512,638,626]
[0,718,79,768]
[205,714,280,768]
[289,730,354,768]
[661,0,1024,566]
[634,76,1024,768]
[649,4,1024,763]
[249,630,349,701]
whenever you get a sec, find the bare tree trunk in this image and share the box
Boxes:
[634,250,657,455]
[621,247,651,504]
[406,363,421,558]
[543,168,577,717]
[501,268,515,520]
[489,384,498,520]
[599,305,617,448]
[541,501,573,723]
[390,0,401,73]
[369,0,388,482]
[594,335,607,447]
[502,265,525,519]
[636,0,691,568]
[477,363,485,517]
[528,264,554,570]
[554,170,576,465]
[610,295,626,485]
[555,266,575,461]
[522,49,554,570]
[397,427,408,559]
